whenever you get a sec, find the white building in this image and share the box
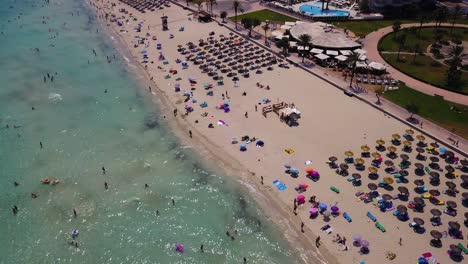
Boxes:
[368,0,423,12]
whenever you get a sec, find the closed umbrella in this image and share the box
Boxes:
[448,221,460,230]
[398,186,409,194]
[414,179,425,186]
[382,194,393,201]
[430,209,441,216]
[368,183,378,190]
[446,200,457,208]
[397,205,408,213]
[414,197,425,206]
[430,230,442,239]
[413,217,425,226]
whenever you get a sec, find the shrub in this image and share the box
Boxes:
[432,43,442,49]
[431,47,440,54]
[434,53,444,59]
[440,40,450,46]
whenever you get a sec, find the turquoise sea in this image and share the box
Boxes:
[0,0,299,263]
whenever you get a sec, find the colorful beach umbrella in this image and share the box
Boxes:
[345,150,354,157]
[392,134,401,140]
[405,129,414,135]
[361,145,370,152]
[376,139,385,146]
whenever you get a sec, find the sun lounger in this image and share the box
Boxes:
[375,222,386,232]
[343,212,352,222]
[393,209,400,216]
[367,211,377,222]
[425,167,431,173]
[273,180,286,191]
[324,227,334,234]
[330,186,340,193]
[457,243,468,254]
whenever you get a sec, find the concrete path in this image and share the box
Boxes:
[362,23,468,105]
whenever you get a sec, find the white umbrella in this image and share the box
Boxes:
[289,41,297,47]
[297,46,305,51]
[271,30,283,37]
[359,55,367,61]
[310,48,324,54]
[354,48,367,55]
[326,50,339,56]
[335,55,348,61]
[368,61,386,71]
[274,34,284,40]
[340,50,352,56]
[315,53,330,60]
[356,61,368,68]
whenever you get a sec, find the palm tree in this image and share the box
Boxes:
[277,37,290,56]
[392,20,401,40]
[397,34,407,61]
[448,45,467,67]
[193,0,205,11]
[220,11,227,23]
[325,0,330,10]
[347,51,360,88]
[261,22,270,45]
[241,18,260,37]
[412,43,420,63]
[298,34,311,62]
[233,0,244,30]
[207,0,217,15]
[375,88,383,105]
[405,103,419,121]
[450,5,462,34]
[433,7,448,27]
[418,15,426,37]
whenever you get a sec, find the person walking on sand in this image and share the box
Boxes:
[173,108,178,117]
[104,182,108,189]
[189,130,192,138]
[200,244,204,252]
[301,222,304,233]
[40,141,43,149]
[172,199,175,206]
[399,237,402,246]
[148,86,152,93]
[243,257,247,263]
[102,166,106,175]
[260,176,263,185]
[73,209,77,217]
[315,236,321,247]
[255,105,257,112]
[244,112,248,118]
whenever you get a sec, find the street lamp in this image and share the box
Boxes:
[264,19,270,46]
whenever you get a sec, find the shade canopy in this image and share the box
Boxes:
[315,53,330,60]
[335,55,348,61]
[326,50,339,56]
[310,48,324,54]
[340,50,352,56]
[368,61,386,71]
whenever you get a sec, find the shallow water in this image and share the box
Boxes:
[0,0,298,263]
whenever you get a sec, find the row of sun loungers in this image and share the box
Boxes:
[119,0,169,13]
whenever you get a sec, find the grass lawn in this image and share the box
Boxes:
[230,9,296,24]
[378,27,468,52]
[381,53,468,94]
[332,19,468,38]
[383,85,468,139]
[331,20,414,38]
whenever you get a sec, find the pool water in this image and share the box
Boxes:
[299,4,350,17]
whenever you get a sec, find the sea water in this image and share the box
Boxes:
[0,0,298,263]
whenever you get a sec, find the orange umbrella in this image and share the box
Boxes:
[305,167,313,174]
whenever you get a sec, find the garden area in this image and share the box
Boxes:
[331,20,414,38]
[383,85,468,139]
[378,26,468,94]
[231,9,296,24]
[378,27,468,52]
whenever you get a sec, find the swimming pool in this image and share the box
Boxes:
[299,4,350,17]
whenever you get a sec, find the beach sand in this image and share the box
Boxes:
[88,1,467,263]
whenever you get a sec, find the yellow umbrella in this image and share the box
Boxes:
[416,135,426,141]
[405,129,414,135]
[388,146,397,153]
[392,134,401,140]
[361,145,370,152]
[345,150,354,157]
[355,158,365,165]
[372,152,381,159]
[383,177,394,184]
[376,139,385,146]
[403,141,412,146]
[368,166,378,173]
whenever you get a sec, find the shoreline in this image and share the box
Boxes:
[84,1,332,263]
[85,1,468,263]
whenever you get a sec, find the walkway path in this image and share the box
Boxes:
[362,22,468,105]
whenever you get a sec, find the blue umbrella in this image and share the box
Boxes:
[439,148,447,154]
[319,203,327,211]
[240,144,247,151]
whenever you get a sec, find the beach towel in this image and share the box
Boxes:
[273,180,286,191]
[283,148,295,155]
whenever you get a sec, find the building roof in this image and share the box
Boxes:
[289,22,361,50]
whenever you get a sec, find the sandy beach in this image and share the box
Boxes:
[87,1,467,263]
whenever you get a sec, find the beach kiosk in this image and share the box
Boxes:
[279,107,301,127]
